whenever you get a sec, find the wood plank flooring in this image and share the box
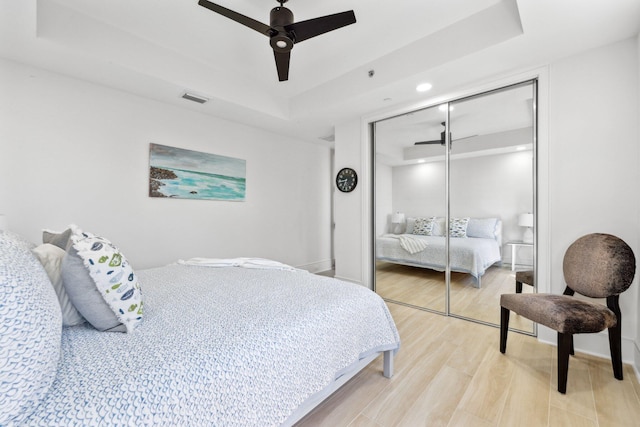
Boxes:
[296,303,640,427]
[375,262,534,332]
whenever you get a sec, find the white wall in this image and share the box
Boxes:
[375,161,393,235]
[0,59,333,272]
[389,150,533,264]
[333,121,364,283]
[392,161,447,221]
[334,36,640,363]
[546,37,639,362]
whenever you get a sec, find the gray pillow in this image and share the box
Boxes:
[61,245,127,332]
[32,243,85,327]
[42,227,73,250]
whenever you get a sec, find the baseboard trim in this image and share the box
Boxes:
[295,259,333,274]
[333,275,364,286]
[539,324,637,366]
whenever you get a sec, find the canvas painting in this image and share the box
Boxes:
[149,143,246,201]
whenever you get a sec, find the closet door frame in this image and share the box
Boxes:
[368,74,544,336]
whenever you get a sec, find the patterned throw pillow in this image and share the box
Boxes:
[450,217,470,238]
[62,232,143,333]
[413,217,436,236]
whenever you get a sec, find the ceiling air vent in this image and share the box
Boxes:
[181,92,209,104]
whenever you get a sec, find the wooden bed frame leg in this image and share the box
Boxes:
[383,350,394,378]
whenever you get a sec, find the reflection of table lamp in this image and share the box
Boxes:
[391,212,405,234]
[518,213,534,243]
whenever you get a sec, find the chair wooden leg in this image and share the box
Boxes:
[607,295,623,380]
[500,307,510,353]
[515,280,523,293]
[557,332,572,394]
[570,335,574,356]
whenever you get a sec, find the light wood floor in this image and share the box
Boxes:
[375,262,534,332]
[296,302,640,427]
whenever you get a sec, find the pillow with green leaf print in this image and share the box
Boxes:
[61,231,143,333]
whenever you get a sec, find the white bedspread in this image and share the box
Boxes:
[21,264,400,426]
[376,234,501,280]
[382,234,428,254]
[178,257,297,271]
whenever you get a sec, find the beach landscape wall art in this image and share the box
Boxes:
[149,143,246,201]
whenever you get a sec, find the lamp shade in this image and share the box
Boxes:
[0,214,6,231]
[391,212,405,224]
[518,213,533,228]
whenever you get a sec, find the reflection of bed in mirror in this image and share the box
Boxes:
[376,217,502,288]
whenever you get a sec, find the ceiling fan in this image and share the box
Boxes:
[414,122,477,146]
[198,0,356,82]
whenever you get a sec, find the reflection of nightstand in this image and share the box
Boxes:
[505,241,533,271]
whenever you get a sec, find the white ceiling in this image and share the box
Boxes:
[1,0,639,145]
[375,82,536,165]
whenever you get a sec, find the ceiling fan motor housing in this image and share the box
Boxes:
[270,6,295,52]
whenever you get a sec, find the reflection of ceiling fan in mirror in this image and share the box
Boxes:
[414,122,476,146]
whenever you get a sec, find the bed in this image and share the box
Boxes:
[0,228,400,426]
[376,217,502,287]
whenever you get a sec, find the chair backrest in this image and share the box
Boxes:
[563,233,635,298]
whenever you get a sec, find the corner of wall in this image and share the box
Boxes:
[634,341,640,383]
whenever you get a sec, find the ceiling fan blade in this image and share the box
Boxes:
[452,134,478,142]
[414,134,478,145]
[414,140,443,145]
[285,10,356,43]
[198,0,273,36]
[273,50,291,82]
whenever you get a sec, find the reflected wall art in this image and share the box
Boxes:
[149,143,246,201]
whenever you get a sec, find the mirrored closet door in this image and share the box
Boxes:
[374,80,536,334]
[374,104,447,313]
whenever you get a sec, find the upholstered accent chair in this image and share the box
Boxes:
[515,270,534,293]
[500,233,636,393]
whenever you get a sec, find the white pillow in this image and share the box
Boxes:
[405,217,416,234]
[31,243,85,326]
[431,217,447,236]
[467,218,498,239]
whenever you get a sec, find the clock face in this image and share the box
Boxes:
[336,167,358,193]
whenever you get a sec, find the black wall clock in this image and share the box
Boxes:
[336,167,358,193]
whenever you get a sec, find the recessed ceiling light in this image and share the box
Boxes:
[416,83,432,92]
[516,146,527,151]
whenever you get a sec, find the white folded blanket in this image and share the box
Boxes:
[383,234,428,254]
[178,257,298,271]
